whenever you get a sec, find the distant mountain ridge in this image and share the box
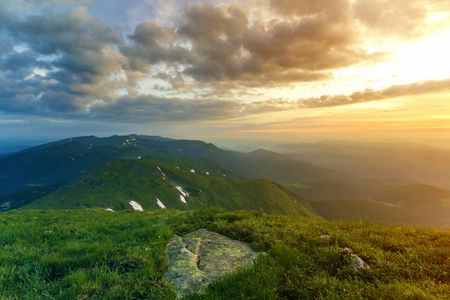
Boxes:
[0,134,355,195]
[270,140,450,189]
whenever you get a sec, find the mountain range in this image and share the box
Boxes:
[1,135,449,228]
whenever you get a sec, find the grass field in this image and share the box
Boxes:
[1,208,449,299]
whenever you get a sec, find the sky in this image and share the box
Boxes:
[1,0,450,147]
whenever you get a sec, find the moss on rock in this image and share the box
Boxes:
[164,229,260,298]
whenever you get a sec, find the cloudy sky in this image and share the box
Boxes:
[1,0,450,146]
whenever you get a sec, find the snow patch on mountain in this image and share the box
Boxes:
[129,200,143,211]
[175,186,189,197]
[157,166,166,180]
[156,198,166,209]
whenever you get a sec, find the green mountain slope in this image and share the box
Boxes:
[0,141,152,195]
[22,160,319,218]
[0,137,238,195]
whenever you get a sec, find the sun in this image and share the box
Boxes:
[394,29,450,82]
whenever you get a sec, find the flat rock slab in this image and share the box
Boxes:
[165,229,260,298]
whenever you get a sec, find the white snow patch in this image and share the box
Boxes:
[156,198,166,209]
[175,186,188,197]
[157,166,165,175]
[190,169,195,173]
[156,166,166,179]
[129,200,143,211]
[180,195,187,204]
[105,208,114,211]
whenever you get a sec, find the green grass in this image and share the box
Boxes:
[21,160,318,219]
[0,208,448,299]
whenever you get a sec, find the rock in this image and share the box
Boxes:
[349,254,370,271]
[343,247,370,270]
[319,235,331,240]
[165,229,260,298]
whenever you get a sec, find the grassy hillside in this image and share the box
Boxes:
[22,160,318,219]
[311,198,450,228]
[0,137,239,195]
[0,142,153,195]
[0,209,448,299]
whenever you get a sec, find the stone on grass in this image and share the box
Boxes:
[164,229,260,298]
[344,248,370,271]
[350,254,370,271]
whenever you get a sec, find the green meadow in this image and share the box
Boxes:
[1,208,448,299]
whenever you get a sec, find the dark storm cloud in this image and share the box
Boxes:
[0,4,128,113]
[0,50,53,73]
[0,32,13,54]
[175,2,375,86]
[0,5,124,86]
[120,21,192,86]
